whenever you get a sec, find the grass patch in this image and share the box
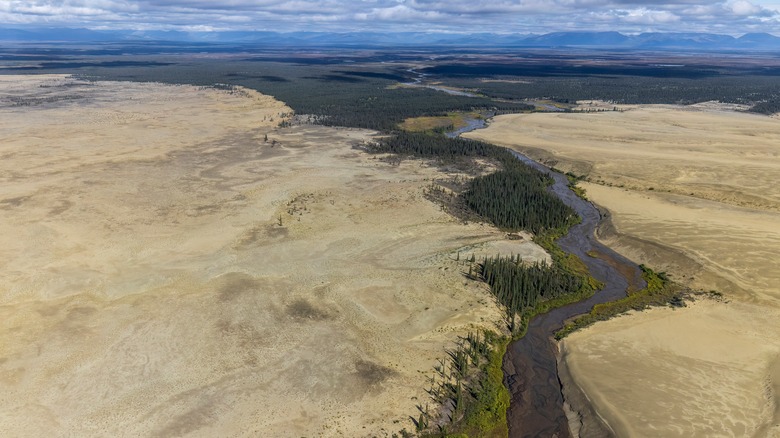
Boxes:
[564,172,588,201]
[399,116,454,132]
[569,185,587,201]
[534,221,598,284]
[555,264,685,340]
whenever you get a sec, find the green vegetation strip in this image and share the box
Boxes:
[374,133,606,437]
[479,256,583,332]
[555,265,684,340]
[508,227,604,342]
[421,233,601,438]
[416,331,510,438]
[564,172,588,201]
[534,224,605,294]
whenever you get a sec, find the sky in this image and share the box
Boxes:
[1,0,780,35]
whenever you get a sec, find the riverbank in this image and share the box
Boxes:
[436,113,643,437]
[502,152,644,438]
[380,116,625,436]
[464,104,780,437]
[558,181,780,437]
[561,299,780,437]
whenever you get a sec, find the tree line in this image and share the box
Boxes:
[371,132,576,234]
[443,74,780,112]
[463,169,574,234]
[478,256,582,331]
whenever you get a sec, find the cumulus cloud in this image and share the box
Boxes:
[620,8,681,24]
[730,0,764,15]
[0,0,778,34]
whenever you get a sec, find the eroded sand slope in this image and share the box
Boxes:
[0,76,545,436]
[466,106,780,437]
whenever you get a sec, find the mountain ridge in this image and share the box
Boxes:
[1,27,778,50]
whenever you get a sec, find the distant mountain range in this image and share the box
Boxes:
[1,28,779,50]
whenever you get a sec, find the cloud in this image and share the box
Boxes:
[0,0,778,34]
[620,8,681,24]
[730,0,764,14]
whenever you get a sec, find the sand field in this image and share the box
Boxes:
[0,75,545,436]
[466,106,780,436]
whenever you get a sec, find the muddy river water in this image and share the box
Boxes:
[450,120,644,437]
[504,153,645,437]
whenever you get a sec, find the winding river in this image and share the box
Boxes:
[452,121,645,437]
[505,153,645,437]
[445,117,488,139]
[403,68,481,97]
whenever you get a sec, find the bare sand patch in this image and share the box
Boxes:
[469,108,780,211]
[0,76,539,436]
[466,107,780,436]
[561,300,780,437]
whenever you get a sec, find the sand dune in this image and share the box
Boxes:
[561,299,780,437]
[469,106,780,212]
[466,106,780,437]
[0,76,541,436]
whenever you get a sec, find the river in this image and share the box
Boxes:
[402,68,481,97]
[450,121,645,437]
[401,70,567,115]
[505,153,644,437]
[445,116,488,139]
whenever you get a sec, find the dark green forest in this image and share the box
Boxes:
[750,99,780,114]
[422,61,780,112]
[444,74,780,109]
[463,170,574,234]
[479,257,582,331]
[370,132,576,234]
[62,61,530,131]
[373,131,500,159]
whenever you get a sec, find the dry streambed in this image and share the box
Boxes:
[0,76,548,436]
